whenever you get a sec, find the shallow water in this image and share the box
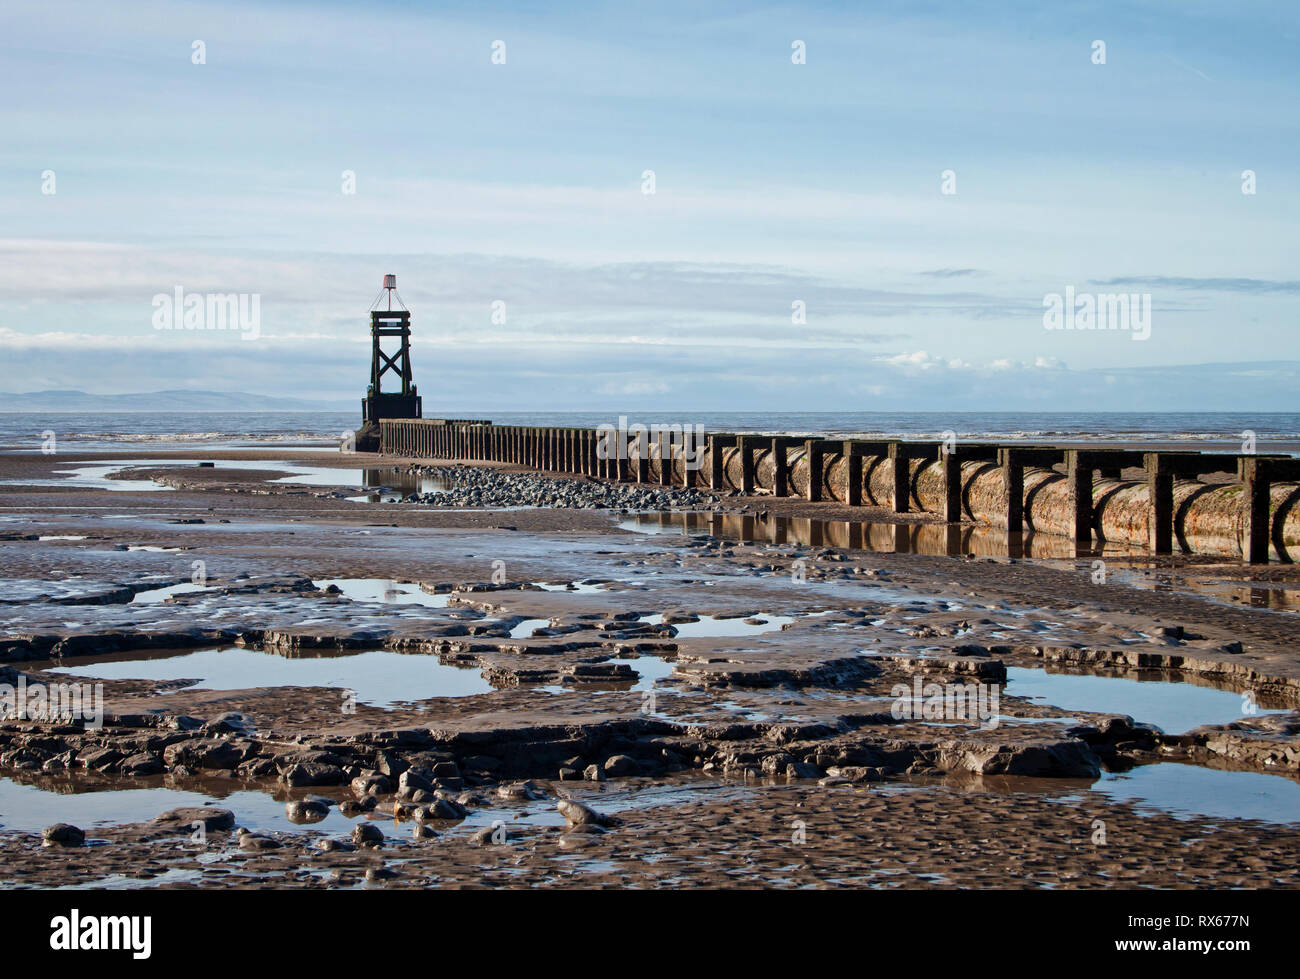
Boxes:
[43,646,495,707]
[1085,764,1300,825]
[619,511,1140,560]
[1004,666,1290,734]
[314,577,451,609]
[131,582,212,604]
[640,612,794,638]
[0,777,362,835]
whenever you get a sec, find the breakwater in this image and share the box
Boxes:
[375,419,1300,562]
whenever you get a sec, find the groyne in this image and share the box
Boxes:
[375,420,1300,563]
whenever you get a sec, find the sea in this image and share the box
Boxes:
[0,411,1296,453]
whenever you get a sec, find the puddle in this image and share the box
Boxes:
[130,583,212,604]
[40,645,495,707]
[315,578,451,609]
[510,618,554,639]
[127,545,182,553]
[0,776,361,835]
[1083,764,1300,825]
[533,581,608,594]
[640,612,794,638]
[37,535,88,542]
[20,463,179,492]
[1113,569,1300,615]
[1004,666,1290,735]
[620,511,1141,560]
[1,458,423,494]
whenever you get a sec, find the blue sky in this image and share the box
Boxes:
[1,0,1297,411]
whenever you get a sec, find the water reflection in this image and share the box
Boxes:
[620,511,1142,559]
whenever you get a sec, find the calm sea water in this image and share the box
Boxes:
[0,411,1296,450]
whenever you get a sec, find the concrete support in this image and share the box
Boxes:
[805,440,825,502]
[772,439,788,497]
[738,435,761,494]
[1145,453,1175,554]
[709,435,735,491]
[888,442,909,513]
[1067,451,1094,543]
[844,441,863,507]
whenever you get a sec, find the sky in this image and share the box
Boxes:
[1,0,1297,412]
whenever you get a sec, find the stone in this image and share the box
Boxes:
[351,773,393,798]
[352,822,384,846]
[41,823,84,846]
[316,838,356,853]
[556,799,619,828]
[285,797,332,823]
[583,764,606,782]
[118,752,164,776]
[280,761,346,787]
[398,768,434,799]
[602,754,639,777]
[238,833,281,851]
[162,738,247,771]
[152,807,236,832]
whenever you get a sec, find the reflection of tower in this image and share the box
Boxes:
[361,274,422,424]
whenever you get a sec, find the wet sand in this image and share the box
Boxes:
[0,446,1297,889]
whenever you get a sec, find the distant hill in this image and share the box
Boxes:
[0,390,354,412]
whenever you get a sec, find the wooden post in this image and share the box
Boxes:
[739,436,758,494]
[889,442,909,514]
[772,438,788,497]
[1000,448,1024,535]
[1145,453,1174,554]
[1241,458,1271,564]
[805,440,823,502]
[635,430,649,483]
[709,435,730,491]
[943,450,962,522]
[844,441,862,507]
[1067,450,1094,543]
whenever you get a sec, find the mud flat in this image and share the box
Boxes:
[1,446,1298,889]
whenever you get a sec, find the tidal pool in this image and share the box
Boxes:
[42,645,495,707]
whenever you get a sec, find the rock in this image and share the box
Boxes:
[162,738,247,771]
[351,773,393,798]
[556,799,620,828]
[602,755,639,777]
[398,769,434,799]
[497,780,544,801]
[285,797,332,823]
[280,761,346,787]
[118,752,164,776]
[583,764,606,782]
[75,747,122,772]
[469,824,509,845]
[352,822,384,846]
[152,807,236,832]
[785,762,821,779]
[558,767,579,781]
[316,838,356,853]
[238,833,281,851]
[42,823,84,846]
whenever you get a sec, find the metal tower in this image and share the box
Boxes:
[361,274,422,423]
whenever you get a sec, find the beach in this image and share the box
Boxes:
[0,434,1297,889]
